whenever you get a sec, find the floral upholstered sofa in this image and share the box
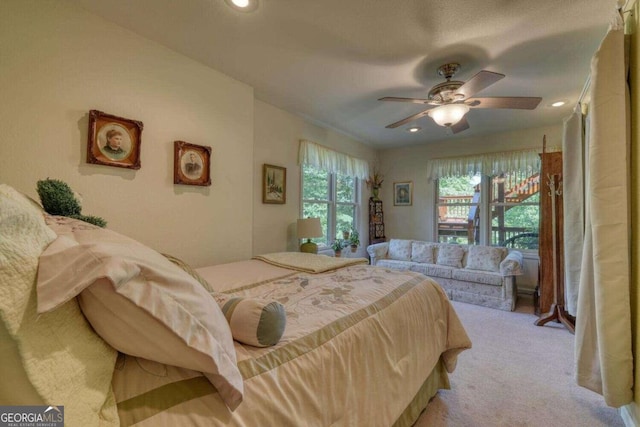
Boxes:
[367,239,523,311]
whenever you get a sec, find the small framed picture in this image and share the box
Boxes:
[87,110,143,169]
[394,181,413,206]
[173,141,212,186]
[262,164,286,204]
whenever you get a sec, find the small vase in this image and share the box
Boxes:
[334,250,342,258]
[372,187,380,200]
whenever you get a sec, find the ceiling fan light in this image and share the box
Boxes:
[224,0,259,11]
[427,104,470,127]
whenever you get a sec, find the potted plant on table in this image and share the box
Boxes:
[331,240,344,257]
[349,228,360,253]
[366,170,384,200]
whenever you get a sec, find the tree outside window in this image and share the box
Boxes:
[302,165,358,247]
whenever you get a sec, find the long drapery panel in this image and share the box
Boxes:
[562,106,585,317]
[574,10,633,407]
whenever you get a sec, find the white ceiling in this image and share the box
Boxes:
[70,0,616,149]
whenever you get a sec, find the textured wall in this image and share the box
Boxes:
[0,0,254,266]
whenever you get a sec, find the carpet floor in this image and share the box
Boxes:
[414,296,624,427]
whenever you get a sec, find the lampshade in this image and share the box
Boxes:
[297,218,323,254]
[427,104,470,127]
[297,218,323,238]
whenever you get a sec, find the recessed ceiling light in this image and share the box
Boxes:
[551,101,566,107]
[224,0,258,12]
[407,127,422,133]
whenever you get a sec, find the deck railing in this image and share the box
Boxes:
[438,195,535,248]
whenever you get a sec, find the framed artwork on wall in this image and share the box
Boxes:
[394,181,413,206]
[87,110,143,169]
[263,164,286,204]
[173,141,212,186]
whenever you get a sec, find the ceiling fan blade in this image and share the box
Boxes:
[456,71,505,99]
[379,96,431,104]
[466,97,542,109]
[385,109,432,128]
[450,116,470,134]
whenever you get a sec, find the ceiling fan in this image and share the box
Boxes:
[379,63,542,134]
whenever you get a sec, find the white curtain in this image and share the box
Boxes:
[299,140,369,178]
[426,148,547,180]
[562,106,585,317]
[574,9,633,407]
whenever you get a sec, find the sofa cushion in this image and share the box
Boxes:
[452,269,503,286]
[376,259,414,271]
[413,264,456,279]
[388,239,412,261]
[465,245,507,272]
[411,242,435,264]
[436,244,465,268]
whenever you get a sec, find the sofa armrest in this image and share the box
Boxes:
[367,242,389,265]
[500,250,524,276]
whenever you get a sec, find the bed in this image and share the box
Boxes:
[0,184,471,427]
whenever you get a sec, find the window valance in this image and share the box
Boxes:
[426,148,559,180]
[298,140,370,179]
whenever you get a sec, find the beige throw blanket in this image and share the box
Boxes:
[253,252,368,273]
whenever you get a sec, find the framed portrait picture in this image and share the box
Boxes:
[394,181,413,206]
[87,110,143,169]
[262,164,286,204]
[173,141,212,186]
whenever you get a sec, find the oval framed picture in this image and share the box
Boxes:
[87,110,143,169]
[174,141,212,186]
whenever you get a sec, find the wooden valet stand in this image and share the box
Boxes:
[535,173,575,333]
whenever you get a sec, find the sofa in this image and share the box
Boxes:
[367,239,523,311]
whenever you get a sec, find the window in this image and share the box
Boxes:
[436,174,481,245]
[489,171,540,249]
[436,170,540,249]
[302,164,358,247]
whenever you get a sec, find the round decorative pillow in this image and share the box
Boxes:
[216,296,286,347]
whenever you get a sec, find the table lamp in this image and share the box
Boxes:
[297,217,323,253]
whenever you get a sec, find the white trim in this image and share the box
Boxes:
[621,404,640,427]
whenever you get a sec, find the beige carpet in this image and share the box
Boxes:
[415,296,624,427]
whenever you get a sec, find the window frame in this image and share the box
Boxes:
[301,164,359,249]
[435,173,540,252]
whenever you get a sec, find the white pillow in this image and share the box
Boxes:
[388,239,412,261]
[37,217,244,411]
[465,245,507,272]
[0,186,119,425]
[411,242,435,264]
[436,244,465,268]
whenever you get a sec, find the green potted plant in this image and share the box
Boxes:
[331,240,344,257]
[349,228,360,252]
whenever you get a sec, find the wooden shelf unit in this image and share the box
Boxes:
[369,198,385,245]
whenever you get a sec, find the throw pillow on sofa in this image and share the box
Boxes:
[411,242,436,264]
[466,245,507,272]
[388,239,412,260]
[436,244,465,268]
